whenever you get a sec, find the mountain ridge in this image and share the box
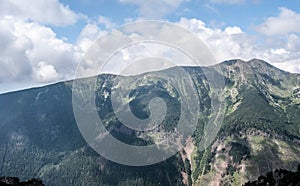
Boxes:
[0,58,299,185]
[0,58,294,96]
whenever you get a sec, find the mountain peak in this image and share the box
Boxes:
[220,59,246,66]
[219,58,288,74]
[221,58,273,67]
[248,58,277,68]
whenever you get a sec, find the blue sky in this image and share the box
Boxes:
[52,0,300,42]
[0,0,300,93]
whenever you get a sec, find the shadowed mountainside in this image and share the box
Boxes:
[0,59,299,185]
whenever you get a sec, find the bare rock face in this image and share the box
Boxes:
[244,164,300,186]
[0,177,44,186]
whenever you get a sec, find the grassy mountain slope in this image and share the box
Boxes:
[0,59,299,185]
[193,59,300,185]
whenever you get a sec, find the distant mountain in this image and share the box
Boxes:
[0,59,299,185]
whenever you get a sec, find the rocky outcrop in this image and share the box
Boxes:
[244,164,300,185]
[0,177,44,186]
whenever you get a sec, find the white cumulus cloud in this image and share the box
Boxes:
[76,23,109,53]
[256,7,300,35]
[0,16,82,92]
[177,17,300,73]
[0,0,79,26]
[33,61,59,82]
